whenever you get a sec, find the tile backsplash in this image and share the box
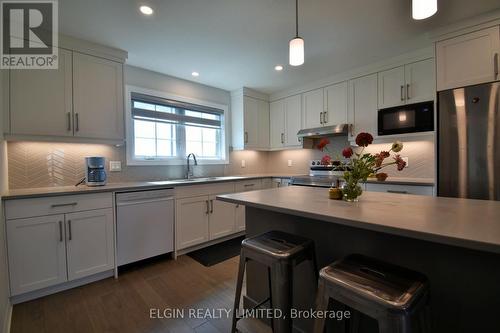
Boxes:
[7,136,435,189]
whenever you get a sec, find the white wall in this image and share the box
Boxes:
[0,68,11,333]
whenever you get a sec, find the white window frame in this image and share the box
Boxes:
[125,85,230,166]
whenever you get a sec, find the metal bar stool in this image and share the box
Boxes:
[232,230,319,333]
[313,254,431,333]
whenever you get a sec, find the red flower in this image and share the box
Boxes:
[394,154,407,171]
[355,132,373,147]
[375,151,390,167]
[316,138,330,151]
[320,155,332,165]
[342,147,353,158]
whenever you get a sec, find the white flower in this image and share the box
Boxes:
[391,141,403,152]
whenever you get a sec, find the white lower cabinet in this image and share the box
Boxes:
[65,209,114,281]
[176,196,210,250]
[208,195,236,240]
[365,183,434,196]
[235,204,245,232]
[7,215,67,295]
[5,193,115,297]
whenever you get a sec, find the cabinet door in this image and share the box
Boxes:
[243,96,260,148]
[378,66,405,109]
[235,204,245,232]
[303,88,324,128]
[7,215,67,295]
[73,52,124,140]
[405,59,435,104]
[436,26,500,91]
[176,196,210,250]
[10,48,73,137]
[270,100,285,149]
[324,82,348,126]
[257,99,270,149]
[208,195,236,240]
[65,208,114,281]
[348,74,378,140]
[284,94,302,147]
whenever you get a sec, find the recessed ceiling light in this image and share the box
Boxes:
[191,71,199,77]
[139,5,153,15]
[275,65,283,71]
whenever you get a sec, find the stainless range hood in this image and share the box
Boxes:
[297,124,350,138]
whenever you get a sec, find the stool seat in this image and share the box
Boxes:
[242,230,314,260]
[321,254,428,310]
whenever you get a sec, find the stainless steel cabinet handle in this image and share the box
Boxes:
[494,53,499,79]
[67,220,72,240]
[205,200,209,214]
[244,183,255,187]
[244,131,248,144]
[281,133,284,144]
[75,113,79,132]
[387,190,408,194]
[51,202,77,208]
[210,200,214,213]
[67,112,71,131]
[400,85,405,101]
[406,84,410,100]
[319,112,323,124]
[59,221,63,242]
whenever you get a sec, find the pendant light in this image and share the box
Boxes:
[412,0,437,20]
[289,0,304,66]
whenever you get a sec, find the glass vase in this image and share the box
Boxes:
[342,181,363,202]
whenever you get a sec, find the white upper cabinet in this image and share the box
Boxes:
[231,89,270,150]
[9,48,73,137]
[302,88,324,128]
[378,59,435,108]
[436,26,500,91]
[324,81,348,125]
[73,52,124,141]
[270,100,285,149]
[405,59,435,103]
[348,74,378,140]
[378,66,405,109]
[284,94,302,147]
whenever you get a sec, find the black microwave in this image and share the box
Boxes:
[378,101,434,136]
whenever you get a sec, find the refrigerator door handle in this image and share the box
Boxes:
[494,53,499,79]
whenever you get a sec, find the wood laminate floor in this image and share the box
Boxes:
[11,255,241,333]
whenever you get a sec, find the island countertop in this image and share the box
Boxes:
[217,186,500,254]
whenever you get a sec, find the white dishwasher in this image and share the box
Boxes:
[116,188,174,266]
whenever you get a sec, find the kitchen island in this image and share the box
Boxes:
[218,187,500,332]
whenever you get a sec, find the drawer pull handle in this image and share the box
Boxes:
[51,202,78,208]
[387,190,408,194]
[244,184,255,187]
[68,220,72,241]
[59,221,63,242]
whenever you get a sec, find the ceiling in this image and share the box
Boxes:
[59,0,500,94]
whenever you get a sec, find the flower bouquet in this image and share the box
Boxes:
[317,133,406,202]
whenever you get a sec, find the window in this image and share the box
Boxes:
[128,91,227,164]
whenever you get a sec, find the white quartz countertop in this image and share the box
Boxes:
[217,186,500,254]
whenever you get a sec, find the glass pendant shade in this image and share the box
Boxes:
[289,37,304,66]
[412,0,437,20]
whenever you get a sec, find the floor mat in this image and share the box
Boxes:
[188,236,245,267]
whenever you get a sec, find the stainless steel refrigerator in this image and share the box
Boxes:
[438,82,499,200]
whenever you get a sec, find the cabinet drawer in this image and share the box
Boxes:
[235,179,262,192]
[175,182,235,199]
[5,192,113,220]
[365,183,434,196]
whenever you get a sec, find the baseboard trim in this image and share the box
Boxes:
[2,303,12,333]
[175,231,245,257]
[10,270,114,305]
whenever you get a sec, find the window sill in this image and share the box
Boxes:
[126,158,229,166]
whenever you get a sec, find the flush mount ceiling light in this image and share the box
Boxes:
[412,0,437,20]
[275,65,283,71]
[191,71,199,77]
[139,5,154,15]
[289,0,304,66]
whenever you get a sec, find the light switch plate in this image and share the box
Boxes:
[109,161,122,172]
[241,160,246,168]
[287,160,293,167]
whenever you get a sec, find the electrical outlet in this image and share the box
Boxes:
[241,160,246,168]
[287,159,293,167]
[402,157,409,167]
[109,161,122,172]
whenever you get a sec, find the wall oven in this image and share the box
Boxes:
[378,101,434,136]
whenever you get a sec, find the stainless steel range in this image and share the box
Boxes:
[290,160,345,188]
